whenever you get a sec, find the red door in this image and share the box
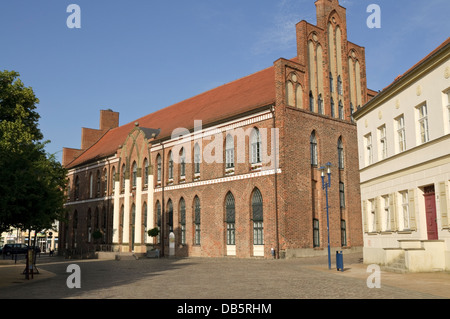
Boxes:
[424,191,438,240]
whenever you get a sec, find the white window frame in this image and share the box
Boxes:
[364,133,373,166]
[416,103,429,144]
[382,195,390,231]
[396,115,406,153]
[369,199,376,232]
[378,125,387,160]
[400,191,410,230]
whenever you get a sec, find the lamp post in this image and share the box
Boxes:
[320,162,332,270]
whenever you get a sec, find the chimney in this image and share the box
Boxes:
[100,109,119,130]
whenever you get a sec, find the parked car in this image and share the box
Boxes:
[2,244,41,255]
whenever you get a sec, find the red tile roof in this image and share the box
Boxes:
[65,65,276,169]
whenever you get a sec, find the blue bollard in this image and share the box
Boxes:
[336,251,344,272]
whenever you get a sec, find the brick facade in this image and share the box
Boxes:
[61,0,370,258]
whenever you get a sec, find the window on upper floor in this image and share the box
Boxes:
[330,97,335,118]
[168,151,174,181]
[337,137,344,169]
[329,72,334,93]
[132,161,137,188]
[179,148,186,179]
[337,75,343,96]
[156,154,161,183]
[444,89,450,133]
[395,115,406,153]
[416,103,429,144]
[225,134,234,170]
[194,143,201,176]
[143,158,149,187]
[250,128,262,166]
[309,91,314,112]
[364,133,373,166]
[378,125,387,160]
[310,131,318,167]
[318,94,324,115]
[338,100,344,120]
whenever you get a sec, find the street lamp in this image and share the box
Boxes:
[320,162,332,270]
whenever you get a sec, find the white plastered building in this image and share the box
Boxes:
[353,38,450,272]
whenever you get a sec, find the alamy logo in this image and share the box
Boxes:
[66,264,81,288]
[67,4,81,29]
[366,4,381,29]
[366,264,381,288]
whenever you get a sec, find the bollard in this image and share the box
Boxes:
[336,251,344,272]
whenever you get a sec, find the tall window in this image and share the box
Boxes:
[369,199,376,232]
[96,170,100,196]
[111,167,116,192]
[143,158,148,187]
[179,198,186,245]
[350,103,355,123]
[225,134,234,170]
[338,137,344,169]
[167,199,173,232]
[156,154,161,182]
[225,192,235,245]
[329,72,334,93]
[309,91,314,112]
[194,196,201,245]
[378,125,387,160]
[417,103,429,143]
[338,100,344,120]
[252,188,263,245]
[318,94,323,114]
[337,75,343,95]
[339,182,345,208]
[131,204,136,249]
[400,191,410,230]
[365,133,373,165]
[194,143,201,175]
[121,164,126,191]
[75,176,80,200]
[396,115,406,152]
[310,131,318,166]
[132,161,137,187]
[156,201,161,244]
[180,148,186,179]
[103,169,108,195]
[251,128,262,165]
[330,97,335,118]
[143,202,147,244]
[168,151,173,180]
[383,195,390,231]
[313,219,320,247]
[341,220,347,247]
[89,173,93,198]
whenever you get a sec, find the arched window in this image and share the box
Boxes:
[180,147,186,178]
[310,131,318,166]
[338,137,344,169]
[121,164,126,191]
[331,97,335,118]
[309,91,314,112]
[318,94,323,114]
[167,199,173,232]
[329,72,334,92]
[194,143,201,175]
[132,161,137,187]
[225,192,235,245]
[89,172,93,198]
[168,151,174,180]
[75,176,80,200]
[225,134,234,169]
[179,198,186,245]
[338,100,344,120]
[156,154,161,182]
[111,167,116,191]
[143,158,149,186]
[250,128,262,165]
[337,75,343,95]
[96,170,101,196]
[142,202,147,243]
[103,168,108,195]
[156,201,161,244]
[252,188,263,245]
[131,204,136,250]
[194,196,201,245]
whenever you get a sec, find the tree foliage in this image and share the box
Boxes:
[0,70,67,233]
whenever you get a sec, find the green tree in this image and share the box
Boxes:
[0,70,67,235]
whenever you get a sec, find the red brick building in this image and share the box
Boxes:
[61,0,375,258]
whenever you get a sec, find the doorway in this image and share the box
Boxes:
[423,185,438,240]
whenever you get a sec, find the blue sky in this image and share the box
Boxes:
[0,0,448,162]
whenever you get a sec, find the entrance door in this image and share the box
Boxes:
[424,186,438,240]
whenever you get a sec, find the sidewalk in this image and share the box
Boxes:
[307,262,450,299]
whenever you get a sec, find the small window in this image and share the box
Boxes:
[194,143,201,175]
[251,128,262,165]
[417,103,429,144]
[180,198,186,245]
[225,134,234,170]
[396,115,406,153]
[132,162,137,187]
[168,151,174,180]
[338,100,344,120]
[337,75,343,96]
[180,148,186,178]
[378,125,387,160]
[310,131,318,166]
[194,196,201,245]
[225,192,235,246]
[309,91,314,112]
[338,137,344,169]
[313,219,320,247]
[252,188,263,245]
[156,154,161,182]
[318,94,323,114]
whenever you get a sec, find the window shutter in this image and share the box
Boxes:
[389,193,397,231]
[439,182,449,228]
[408,189,417,231]
[362,200,368,233]
[375,197,380,232]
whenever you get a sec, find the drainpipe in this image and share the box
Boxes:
[271,105,280,259]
